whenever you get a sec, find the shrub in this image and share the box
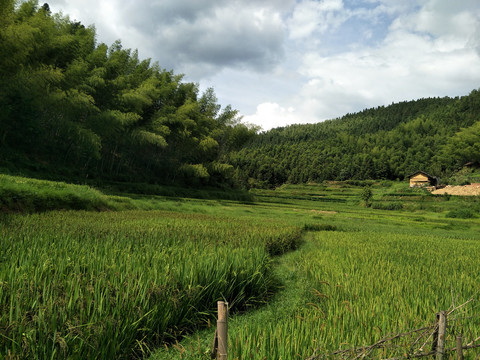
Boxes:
[446,208,477,219]
[360,186,373,207]
[303,223,337,232]
[372,202,403,210]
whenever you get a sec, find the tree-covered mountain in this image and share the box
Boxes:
[225,90,480,188]
[0,1,257,187]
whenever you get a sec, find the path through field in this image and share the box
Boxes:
[150,232,316,360]
[151,218,480,360]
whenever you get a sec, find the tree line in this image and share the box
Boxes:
[225,90,480,188]
[2,1,479,190]
[0,1,257,187]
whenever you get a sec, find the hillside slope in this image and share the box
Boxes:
[226,89,480,187]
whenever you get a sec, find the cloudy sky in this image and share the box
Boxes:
[46,0,480,130]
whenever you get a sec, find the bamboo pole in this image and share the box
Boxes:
[436,311,446,360]
[456,335,463,360]
[217,301,228,360]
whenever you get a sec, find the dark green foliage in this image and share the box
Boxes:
[371,202,403,210]
[227,90,480,187]
[446,208,477,219]
[0,1,255,188]
[265,228,303,256]
[360,186,373,207]
[303,223,337,231]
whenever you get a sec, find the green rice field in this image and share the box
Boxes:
[1,178,480,359]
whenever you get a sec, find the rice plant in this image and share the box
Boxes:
[227,230,480,359]
[0,210,302,359]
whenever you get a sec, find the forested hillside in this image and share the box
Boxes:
[2,2,479,190]
[0,1,257,187]
[226,90,480,187]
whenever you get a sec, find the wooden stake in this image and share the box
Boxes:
[456,335,464,360]
[431,315,439,353]
[217,301,228,360]
[436,311,446,360]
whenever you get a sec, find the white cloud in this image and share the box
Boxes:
[45,0,480,131]
[288,0,347,40]
[275,0,480,127]
[48,0,288,77]
[291,36,480,122]
[243,103,307,131]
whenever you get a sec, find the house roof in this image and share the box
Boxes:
[408,171,436,180]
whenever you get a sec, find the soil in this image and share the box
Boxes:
[431,184,480,196]
[310,209,337,214]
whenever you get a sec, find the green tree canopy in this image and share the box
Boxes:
[0,1,255,188]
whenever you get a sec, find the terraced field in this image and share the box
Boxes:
[1,178,480,359]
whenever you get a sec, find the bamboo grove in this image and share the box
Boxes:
[0,0,257,187]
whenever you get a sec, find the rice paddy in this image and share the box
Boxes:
[0,209,301,359]
[1,179,480,359]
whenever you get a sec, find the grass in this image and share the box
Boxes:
[0,209,302,359]
[152,229,480,359]
[0,174,253,213]
[0,174,111,212]
[1,175,480,359]
[151,183,480,360]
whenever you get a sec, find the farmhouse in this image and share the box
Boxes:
[408,171,438,188]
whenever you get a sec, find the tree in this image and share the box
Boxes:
[360,186,373,207]
[0,2,245,187]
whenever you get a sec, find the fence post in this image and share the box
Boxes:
[456,335,463,360]
[217,301,228,360]
[436,311,446,360]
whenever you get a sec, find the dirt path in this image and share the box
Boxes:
[431,184,480,196]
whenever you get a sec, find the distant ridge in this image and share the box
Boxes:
[226,89,480,188]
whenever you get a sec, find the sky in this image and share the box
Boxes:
[45,0,480,130]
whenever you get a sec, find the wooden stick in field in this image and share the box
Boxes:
[217,301,228,360]
[456,335,464,360]
[436,311,446,360]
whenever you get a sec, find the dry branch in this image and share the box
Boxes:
[382,342,480,360]
[305,326,434,360]
[305,298,478,360]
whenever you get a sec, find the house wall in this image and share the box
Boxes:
[410,174,431,187]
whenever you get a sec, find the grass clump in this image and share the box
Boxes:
[446,208,477,219]
[372,201,403,210]
[303,223,337,231]
[0,174,110,212]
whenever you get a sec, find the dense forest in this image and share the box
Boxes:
[0,1,257,187]
[226,91,480,188]
[1,1,480,190]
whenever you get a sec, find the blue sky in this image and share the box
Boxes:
[46,0,480,130]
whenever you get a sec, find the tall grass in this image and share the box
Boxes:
[3,178,480,359]
[0,174,254,213]
[0,210,302,359]
[0,174,110,212]
[227,231,480,359]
